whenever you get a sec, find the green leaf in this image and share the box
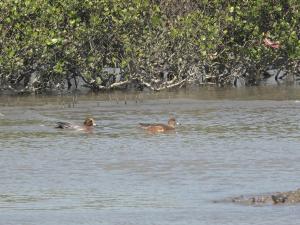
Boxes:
[46,38,61,46]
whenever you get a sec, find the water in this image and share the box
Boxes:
[1,86,300,225]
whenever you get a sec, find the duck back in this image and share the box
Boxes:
[55,121,72,129]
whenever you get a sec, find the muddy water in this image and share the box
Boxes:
[1,86,300,225]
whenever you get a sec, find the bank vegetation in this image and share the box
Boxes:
[0,0,299,94]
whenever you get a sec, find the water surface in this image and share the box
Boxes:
[1,86,300,225]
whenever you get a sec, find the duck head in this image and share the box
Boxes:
[83,117,96,127]
[168,117,177,128]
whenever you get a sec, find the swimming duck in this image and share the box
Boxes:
[55,117,96,131]
[139,117,178,133]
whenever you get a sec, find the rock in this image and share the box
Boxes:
[228,188,300,205]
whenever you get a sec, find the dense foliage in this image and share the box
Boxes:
[0,0,299,93]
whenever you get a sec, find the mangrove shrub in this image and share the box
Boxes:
[0,0,299,93]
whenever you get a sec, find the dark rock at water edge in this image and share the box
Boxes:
[219,188,300,206]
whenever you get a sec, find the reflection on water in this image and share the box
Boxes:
[1,86,300,225]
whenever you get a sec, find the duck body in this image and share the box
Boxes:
[55,121,73,129]
[55,118,96,131]
[139,118,177,133]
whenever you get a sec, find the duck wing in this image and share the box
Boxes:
[55,121,72,129]
[139,123,152,127]
[139,123,164,127]
[139,123,168,128]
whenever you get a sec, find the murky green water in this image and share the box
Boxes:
[1,86,300,225]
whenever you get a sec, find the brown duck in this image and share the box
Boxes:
[139,117,178,133]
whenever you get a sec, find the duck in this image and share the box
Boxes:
[55,117,96,131]
[139,117,178,133]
